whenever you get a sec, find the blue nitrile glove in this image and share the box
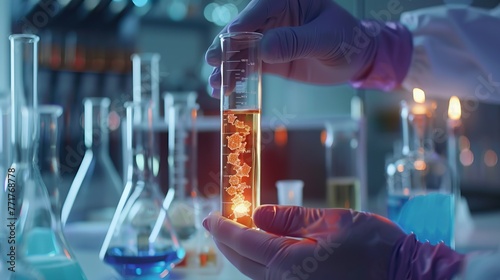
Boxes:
[205,0,413,97]
[203,205,465,280]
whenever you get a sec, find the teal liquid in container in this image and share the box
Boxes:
[394,193,454,246]
[24,228,87,279]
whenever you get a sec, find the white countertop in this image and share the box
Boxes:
[68,205,500,280]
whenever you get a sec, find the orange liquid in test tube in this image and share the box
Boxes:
[221,109,261,227]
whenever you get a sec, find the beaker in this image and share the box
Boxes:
[163,91,199,240]
[324,122,361,210]
[100,101,185,279]
[61,98,122,248]
[132,53,161,118]
[7,33,86,279]
[219,32,262,227]
[276,180,304,206]
[386,100,456,247]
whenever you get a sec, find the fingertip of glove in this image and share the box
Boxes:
[205,46,221,66]
[253,205,277,227]
[260,31,285,64]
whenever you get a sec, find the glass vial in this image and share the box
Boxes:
[220,32,262,227]
[386,99,456,248]
[100,101,184,279]
[8,33,86,279]
[61,98,122,246]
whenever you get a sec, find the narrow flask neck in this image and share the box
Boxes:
[401,100,436,155]
[84,98,110,153]
[37,110,62,172]
[126,102,160,186]
[407,114,435,153]
[10,35,39,163]
[131,53,160,117]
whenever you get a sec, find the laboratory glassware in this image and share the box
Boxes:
[8,34,86,279]
[163,91,199,240]
[386,100,456,248]
[37,105,64,217]
[324,122,361,210]
[220,32,262,228]
[276,180,304,206]
[100,101,185,279]
[61,98,122,244]
[132,53,161,117]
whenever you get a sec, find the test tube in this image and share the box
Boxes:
[220,32,262,227]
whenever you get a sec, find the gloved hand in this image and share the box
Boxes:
[205,0,413,98]
[203,205,465,280]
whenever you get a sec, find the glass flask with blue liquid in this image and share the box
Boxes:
[386,95,457,248]
[100,101,185,279]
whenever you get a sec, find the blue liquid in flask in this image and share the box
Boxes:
[104,247,185,278]
[387,194,410,222]
[395,193,454,246]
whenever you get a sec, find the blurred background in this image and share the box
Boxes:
[1,0,500,214]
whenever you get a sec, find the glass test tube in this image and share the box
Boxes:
[220,32,262,227]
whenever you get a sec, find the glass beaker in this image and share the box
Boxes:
[163,91,199,240]
[61,97,122,248]
[219,32,262,228]
[100,101,184,279]
[386,99,456,247]
[132,53,161,118]
[324,122,361,210]
[8,33,86,280]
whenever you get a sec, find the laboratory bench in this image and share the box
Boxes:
[66,202,500,280]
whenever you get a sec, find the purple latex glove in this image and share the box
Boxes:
[203,205,465,280]
[205,0,413,98]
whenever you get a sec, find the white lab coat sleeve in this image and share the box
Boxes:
[400,5,500,104]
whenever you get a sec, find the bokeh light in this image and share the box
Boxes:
[484,149,498,167]
[167,0,187,21]
[460,149,474,166]
[459,136,470,150]
[204,3,239,26]
[132,0,148,7]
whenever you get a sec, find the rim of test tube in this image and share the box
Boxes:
[219,31,263,40]
[9,34,40,42]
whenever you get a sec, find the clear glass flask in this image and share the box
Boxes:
[386,99,456,247]
[37,105,64,218]
[100,101,185,279]
[163,91,199,240]
[61,98,122,248]
[132,53,161,117]
[220,32,262,228]
[8,34,86,280]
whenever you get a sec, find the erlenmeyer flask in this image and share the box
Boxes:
[163,91,199,240]
[8,33,86,279]
[61,97,122,248]
[100,101,185,279]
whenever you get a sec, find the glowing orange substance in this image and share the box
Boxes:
[222,109,260,227]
